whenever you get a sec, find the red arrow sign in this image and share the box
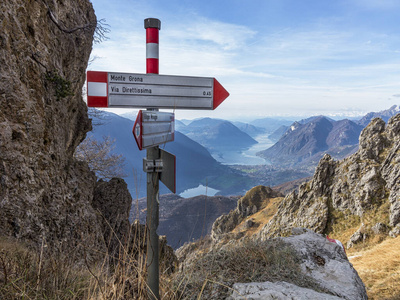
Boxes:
[132,110,143,150]
[87,71,229,110]
[132,110,175,151]
[213,78,229,110]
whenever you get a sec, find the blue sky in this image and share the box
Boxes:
[89,0,400,120]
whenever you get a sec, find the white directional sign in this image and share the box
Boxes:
[133,110,175,150]
[86,71,229,110]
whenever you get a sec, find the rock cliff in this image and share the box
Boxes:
[259,115,400,243]
[211,186,282,242]
[0,0,106,259]
[0,1,178,278]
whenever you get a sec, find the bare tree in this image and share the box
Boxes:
[88,107,110,127]
[40,0,110,44]
[74,136,126,180]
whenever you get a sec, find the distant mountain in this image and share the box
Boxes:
[88,111,252,198]
[179,118,257,153]
[297,115,335,125]
[179,119,193,125]
[257,116,362,167]
[268,125,289,142]
[232,121,265,138]
[130,193,240,249]
[174,119,187,131]
[327,119,363,148]
[249,117,293,134]
[357,105,400,127]
[120,110,139,121]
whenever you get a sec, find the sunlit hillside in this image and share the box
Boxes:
[350,237,400,300]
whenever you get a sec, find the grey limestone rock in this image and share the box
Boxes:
[229,230,367,300]
[372,222,388,235]
[229,281,343,300]
[347,224,367,249]
[389,223,400,238]
[281,230,367,299]
[259,155,335,239]
[92,178,133,258]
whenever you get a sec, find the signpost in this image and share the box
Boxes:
[132,110,175,150]
[87,71,229,110]
[86,17,229,300]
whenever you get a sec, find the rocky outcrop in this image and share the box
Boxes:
[211,186,282,242]
[128,221,178,276]
[92,178,133,258]
[229,228,367,300]
[259,115,400,242]
[259,154,335,237]
[283,229,366,299]
[0,0,104,259]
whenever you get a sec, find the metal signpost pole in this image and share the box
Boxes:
[145,17,161,300]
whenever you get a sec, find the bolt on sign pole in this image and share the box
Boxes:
[145,17,161,300]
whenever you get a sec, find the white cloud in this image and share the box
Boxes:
[165,17,256,51]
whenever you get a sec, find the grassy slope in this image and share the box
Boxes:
[349,236,400,300]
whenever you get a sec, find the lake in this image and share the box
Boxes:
[211,133,274,165]
[180,184,220,198]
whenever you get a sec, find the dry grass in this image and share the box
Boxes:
[0,234,177,300]
[324,199,392,256]
[172,238,322,299]
[350,236,400,300]
[0,237,92,299]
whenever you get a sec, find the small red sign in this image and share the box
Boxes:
[132,110,143,150]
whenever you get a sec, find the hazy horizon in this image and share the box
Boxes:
[96,104,399,124]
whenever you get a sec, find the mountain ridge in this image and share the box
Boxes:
[255,107,400,168]
[179,117,258,153]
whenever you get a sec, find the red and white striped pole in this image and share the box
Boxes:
[144,17,161,300]
[144,18,161,74]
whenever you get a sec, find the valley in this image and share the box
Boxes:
[99,105,400,204]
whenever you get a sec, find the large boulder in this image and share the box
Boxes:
[229,281,343,300]
[230,229,367,300]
